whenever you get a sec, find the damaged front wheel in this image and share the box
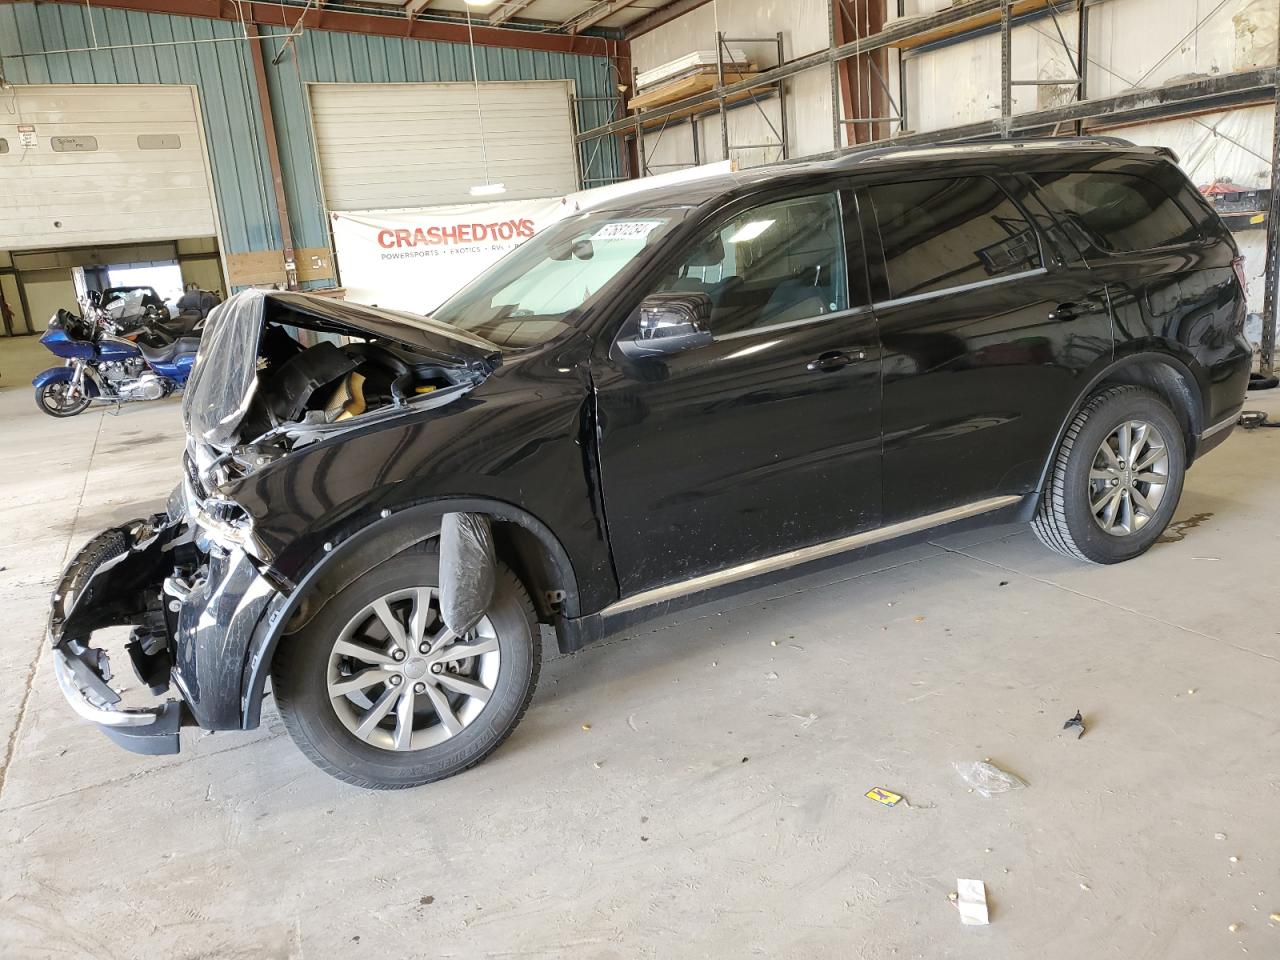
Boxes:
[271,546,540,788]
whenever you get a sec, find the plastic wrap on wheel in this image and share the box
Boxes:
[181,288,268,452]
[439,512,496,636]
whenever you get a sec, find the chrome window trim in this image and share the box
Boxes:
[601,495,1022,618]
[713,303,874,342]
[872,266,1048,311]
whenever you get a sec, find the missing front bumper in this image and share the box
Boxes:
[48,518,187,756]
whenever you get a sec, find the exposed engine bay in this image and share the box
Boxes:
[182,290,502,488]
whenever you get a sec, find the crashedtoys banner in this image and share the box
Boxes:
[330,197,571,313]
[329,162,734,314]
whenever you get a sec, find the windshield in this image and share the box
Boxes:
[431,207,691,348]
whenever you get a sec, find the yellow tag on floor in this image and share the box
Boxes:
[865,787,902,806]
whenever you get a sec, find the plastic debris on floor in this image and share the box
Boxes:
[954,760,1027,797]
[1063,710,1086,739]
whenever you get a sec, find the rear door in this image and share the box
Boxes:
[857,171,1113,523]
[592,185,883,596]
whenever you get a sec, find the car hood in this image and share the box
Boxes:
[182,288,500,453]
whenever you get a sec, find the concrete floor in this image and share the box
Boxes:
[1,363,1279,960]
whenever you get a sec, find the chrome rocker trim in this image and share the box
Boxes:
[602,495,1022,617]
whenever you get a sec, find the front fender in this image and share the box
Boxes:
[32,365,100,396]
[239,497,581,729]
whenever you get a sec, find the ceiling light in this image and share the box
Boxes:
[470,182,507,196]
[463,0,492,6]
[726,219,775,244]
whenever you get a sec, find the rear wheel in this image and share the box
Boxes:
[1032,385,1186,563]
[35,381,91,418]
[272,547,540,789]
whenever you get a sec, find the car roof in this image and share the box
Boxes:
[602,137,1175,212]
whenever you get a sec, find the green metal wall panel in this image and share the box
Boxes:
[1,2,624,273]
[0,2,280,254]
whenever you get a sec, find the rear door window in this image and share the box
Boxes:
[1030,171,1200,253]
[865,177,1042,301]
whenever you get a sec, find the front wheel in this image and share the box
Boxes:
[272,546,540,789]
[1032,385,1186,563]
[35,381,92,418]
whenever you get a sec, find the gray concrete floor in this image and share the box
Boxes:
[2,364,1279,960]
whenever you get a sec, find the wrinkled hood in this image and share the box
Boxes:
[182,289,500,452]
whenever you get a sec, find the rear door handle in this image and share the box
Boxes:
[806,350,862,372]
[1048,302,1079,322]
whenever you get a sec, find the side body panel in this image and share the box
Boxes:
[225,341,620,614]
[856,167,1115,521]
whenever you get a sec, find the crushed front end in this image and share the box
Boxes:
[47,289,500,755]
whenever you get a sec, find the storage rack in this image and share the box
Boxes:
[570,0,1280,372]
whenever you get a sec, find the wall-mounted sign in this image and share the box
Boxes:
[17,124,36,147]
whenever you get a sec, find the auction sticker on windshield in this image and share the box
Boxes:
[592,220,665,241]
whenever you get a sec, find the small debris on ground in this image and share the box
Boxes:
[914,615,926,623]
[954,879,989,925]
[1228,922,1240,933]
[1079,883,1091,892]
[954,760,1027,797]
[1269,912,1280,923]
[999,580,1009,586]
[865,787,903,807]
[420,896,434,905]
[1188,688,1197,695]
[1215,833,1228,841]
[1230,856,1240,863]
[593,760,604,769]
[765,671,779,680]
[581,723,591,732]
[1063,710,1086,739]
[789,712,819,728]
[770,640,779,646]
[626,714,639,732]
[741,756,749,764]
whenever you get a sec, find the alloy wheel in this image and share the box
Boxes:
[1088,419,1170,537]
[326,587,501,751]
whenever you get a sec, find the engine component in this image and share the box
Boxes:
[99,358,146,382]
[117,373,170,402]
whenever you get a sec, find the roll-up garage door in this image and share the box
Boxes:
[308,81,578,210]
[0,84,219,251]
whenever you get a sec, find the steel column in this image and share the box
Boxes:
[246,23,297,290]
[1000,0,1012,135]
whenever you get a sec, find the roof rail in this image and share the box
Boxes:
[831,135,1147,167]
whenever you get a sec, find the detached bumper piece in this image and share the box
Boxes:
[48,518,188,756]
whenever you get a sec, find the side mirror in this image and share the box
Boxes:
[618,292,714,358]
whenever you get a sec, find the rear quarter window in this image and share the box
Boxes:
[1031,170,1201,254]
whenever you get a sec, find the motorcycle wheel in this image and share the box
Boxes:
[35,382,92,418]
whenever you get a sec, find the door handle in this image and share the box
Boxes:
[806,350,862,372]
[1048,302,1079,322]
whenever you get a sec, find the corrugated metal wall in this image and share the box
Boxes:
[0,2,622,277]
[256,23,623,252]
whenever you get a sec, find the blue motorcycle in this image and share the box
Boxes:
[32,308,200,418]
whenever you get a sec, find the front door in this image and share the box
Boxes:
[592,188,883,596]
[858,172,1114,523]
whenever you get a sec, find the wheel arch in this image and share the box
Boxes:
[240,497,582,729]
[1037,350,1205,492]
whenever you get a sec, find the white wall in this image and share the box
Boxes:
[631,0,836,169]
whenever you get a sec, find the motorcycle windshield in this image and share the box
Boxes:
[182,289,503,452]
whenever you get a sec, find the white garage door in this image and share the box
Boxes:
[309,81,578,210]
[0,84,218,251]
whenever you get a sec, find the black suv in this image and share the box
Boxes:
[49,138,1251,788]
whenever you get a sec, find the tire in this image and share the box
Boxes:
[272,545,540,789]
[35,381,91,418]
[1032,385,1186,564]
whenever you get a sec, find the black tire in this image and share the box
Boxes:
[35,381,91,418]
[1032,385,1186,564]
[272,546,540,789]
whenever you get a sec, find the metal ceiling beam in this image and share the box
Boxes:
[623,0,711,39]
[22,0,620,56]
[564,0,641,34]
[489,0,538,26]
[403,0,435,18]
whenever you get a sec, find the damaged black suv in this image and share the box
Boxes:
[50,138,1251,788]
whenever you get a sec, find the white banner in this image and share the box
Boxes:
[330,162,734,314]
